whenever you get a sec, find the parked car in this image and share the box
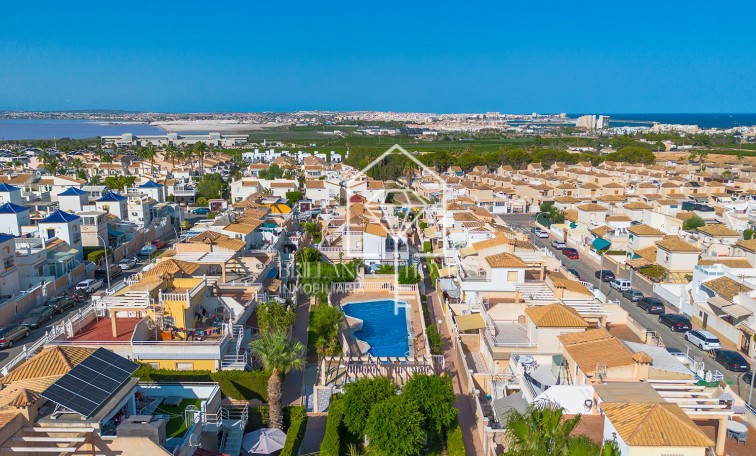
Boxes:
[21,306,56,329]
[0,324,30,349]
[595,270,615,282]
[76,279,103,294]
[180,220,192,230]
[621,289,644,302]
[551,240,566,249]
[94,264,122,280]
[610,279,632,291]
[561,248,579,259]
[43,295,76,313]
[658,313,692,332]
[139,244,157,256]
[118,257,138,270]
[714,349,750,372]
[192,207,211,215]
[743,372,754,385]
[637,297,665,314]
[684,329,721,351]
[566,268,580,280]
[152,239,167,249]
[666,347,690,366]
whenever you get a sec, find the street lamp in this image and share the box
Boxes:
[749,354,756,408]
[96,234,111,291]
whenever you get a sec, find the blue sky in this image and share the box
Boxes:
[0,1,754,113]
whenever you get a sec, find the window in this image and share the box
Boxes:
[176,362,194,371]
[46,228,55,239]
[507,271,519,281]
[147,362,160,369]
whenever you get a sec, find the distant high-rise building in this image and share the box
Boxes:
[576,114,610,130]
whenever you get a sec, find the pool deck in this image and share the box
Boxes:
[335,291,427,356]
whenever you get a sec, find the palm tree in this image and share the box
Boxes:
[139,147,157,176]
[249,330,305,429]
[70,158,84,179]
[503,405,596,456]
[193,142,207,176]
[165,144,177,167]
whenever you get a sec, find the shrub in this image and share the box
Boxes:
[196,196,208,207]
[638,264,666,282]
[604,250,627,256]
[426,324,443,355]
[423,240,432,253]
[132,365,269,401]
[683,215,705,231]
[446,422,466,456]
[87,249,106,264]
[320,395,345,456]
[744,229,754,240]
[342,377,396,436]
[280,406,307,456]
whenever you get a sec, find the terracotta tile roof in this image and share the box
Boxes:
[364,223,389,238]
[484,252,527,268]
[590,225,611,237]
[525,304,588,328]
[555,196,581,203]
[606,215,631,222]
[576,203,608,212]
[736,239,756,252]
[453,211,478,222]
[655,236,701,253]
[656,199,679,205]
[305,180,325,189]
[600,402,713,448]
[143,259,201,279]
[703,276,752,301]
[471,235,509,251]
[675,211,697,220]
[549,273,593,296]
[624,201,653,210]
[564,209,578,222]
[627,224,665,236]
[698,258,752,268]
[558,329,638,374]
[634,245,657,263]
[187,231,246,251]
[0,346,95,385]
[224,222,260,235]
[696,224,739,237]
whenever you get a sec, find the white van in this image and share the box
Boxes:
[610,279,632,291]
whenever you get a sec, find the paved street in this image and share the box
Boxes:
[503,214,756,402]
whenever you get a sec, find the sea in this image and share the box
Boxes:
[0,114,754,140]
[0,119,165,140]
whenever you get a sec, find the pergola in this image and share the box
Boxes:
[171,251,236,282]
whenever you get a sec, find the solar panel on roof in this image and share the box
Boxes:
[41,348,139,418]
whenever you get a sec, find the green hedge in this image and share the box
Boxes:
[426,324,443,355]
[320,395,345,456]
[423,240,432,253]
[133,365,269,401]
[280,406,307,456]
[604,250,627,256]
[446,423,465,456]
[87,249,106,264]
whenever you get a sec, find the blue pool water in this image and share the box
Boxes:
[342,300,409,357]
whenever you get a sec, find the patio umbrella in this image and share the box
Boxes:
[241,428,287,454]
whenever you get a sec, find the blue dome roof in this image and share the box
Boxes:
[38,210,80,224]
[0,202,29,214]
[0,183,20,192]
[97,191,128,202]
[139,180,163,188]
[58,187,89,196]
[0,233,14,243]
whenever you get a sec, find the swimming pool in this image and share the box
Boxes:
[342,299,410,357]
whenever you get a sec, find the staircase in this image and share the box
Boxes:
[221,325,252,370]
[219,405,248,456]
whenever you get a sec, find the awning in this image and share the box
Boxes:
[459,246,477,257]
[438,278,461,299]
[438,266,457,277]
[737,322,756,336]
[423,227,437,238]
[591,238,611,251]
[455,314,485,331]
[626,258,651,269]
[707,296,731,312]
[722,303,753,319]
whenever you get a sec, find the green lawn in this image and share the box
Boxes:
[155,398,204,438]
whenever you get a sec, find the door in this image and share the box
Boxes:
[741,332,751,354]
[702,313,708,329]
